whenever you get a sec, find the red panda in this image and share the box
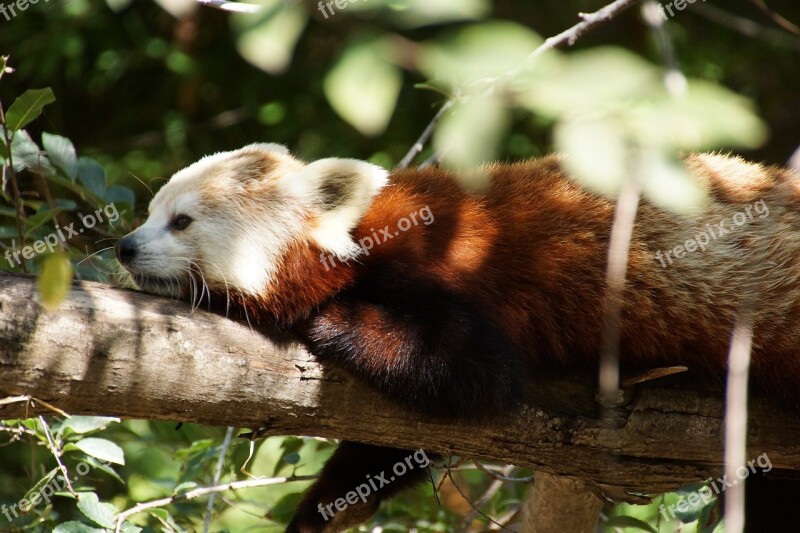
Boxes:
[115,143,800,532]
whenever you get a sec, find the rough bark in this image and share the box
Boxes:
[521,473,604,533]
[2,272,800,503]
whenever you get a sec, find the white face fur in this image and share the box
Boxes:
[116,143,388,299]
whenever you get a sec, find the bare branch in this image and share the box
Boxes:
[528,0,642,60]
[203,426,235,533]
[724,306,755,533]
[115,474,319,532]
[39,415,78,497]
[693,4,800,53]
[399,0,642,168]
[598,176,641,406]
[396,101,453,170]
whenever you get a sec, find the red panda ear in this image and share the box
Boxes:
[288,158,388,261]
[240,142,290,156]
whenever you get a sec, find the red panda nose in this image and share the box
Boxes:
[115,235,137,265]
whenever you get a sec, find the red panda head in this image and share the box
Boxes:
[115,143,388,302]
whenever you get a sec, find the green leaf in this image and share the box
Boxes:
[146,508,182,530]
[603,515,658,532]
[232,0,308,75]
[42,132,78,180]
[147,508,170,520]
[674,483,714,523]
[173,481,198,496]
[76,492,118,529]
[520,47,659,119]
[104,185,135,209]
[73,437,125,465]
[60,416,120,435]
[5,88,56,131]
[10,129,53,174]
[73,455,124,484]
[389,0,489,28]
[22,468,59,507]
[24,206,62,239]
[37,252,73,310]
[283,452,300,465]
[420,21,542,91]
[55,198,78,211]
[77,157,106,198]
[266,492,304,524]
[631,80,767,150]
[639,151,708,215]
[323,39,402,136]
[0,226,20,240]
[413,81,452,98]
[554,116,628,196]
[435,95,510,172]
[53,522,107,533]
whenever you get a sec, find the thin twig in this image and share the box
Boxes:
[724,304,755,533]
[458,465,516,532]
[529,0,643,60]
[0,96,28,272]
[114,474,318,532]
[33,172,70,252]
[203,426,235,533]
[38,415,78,497]
[444,462,513,533]
[397,0,642,168]
[195,0,262,13]
[0,423,37,443]
[693,4,800,53]
[789,145,800,172]
[641,0,687,97]
[396,101,453,170]
[0,395,72,418]
[748,0,800,35]
[472,461,533,483]
[598,175,641,406]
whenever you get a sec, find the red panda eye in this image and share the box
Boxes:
[172,215,193,231]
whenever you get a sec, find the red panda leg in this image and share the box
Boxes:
[286,441,433,533]
[300,283,525,417]
[292,284,519,530]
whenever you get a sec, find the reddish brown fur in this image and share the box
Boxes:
[235,155,800,409]
[196,152,800,533]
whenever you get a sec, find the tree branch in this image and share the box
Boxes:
[397,0,642,168]
[1,273,800,501]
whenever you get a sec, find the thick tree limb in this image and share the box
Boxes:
[1,273,800,503]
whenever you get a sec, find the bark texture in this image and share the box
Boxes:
[2,273,799,503]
